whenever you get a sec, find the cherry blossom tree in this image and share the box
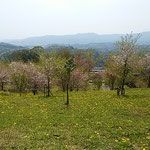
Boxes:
[26,63,46,95]
[39,50,56,97]
[69,68,88,91]
[0,66,10,91]
[74,51,95,72]
[113,33,141,95]
[10,62,28,96]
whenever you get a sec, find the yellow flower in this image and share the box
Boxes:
[90,135,94,138]
[128,120,133,123]
[122,138,130,142]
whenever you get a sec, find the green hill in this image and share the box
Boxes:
[0,42,24,54]
[0,89,150,149]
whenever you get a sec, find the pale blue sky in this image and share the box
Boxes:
[0,0,150,40]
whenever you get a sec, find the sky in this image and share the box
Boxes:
[0,0,150,40]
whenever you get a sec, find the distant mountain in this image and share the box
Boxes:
[3,32,150,47]
[45,45,74,52]
[0,42,24,54]
[72,43,115,52]
[2,33,122,46]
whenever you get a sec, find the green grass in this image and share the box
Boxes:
[0,89,150,150]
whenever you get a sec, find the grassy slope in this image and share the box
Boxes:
[0,89,150,150]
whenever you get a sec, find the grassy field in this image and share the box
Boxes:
[0,89,150,150]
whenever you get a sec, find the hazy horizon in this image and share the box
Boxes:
[2,31,150,41]
[0,0,150,40]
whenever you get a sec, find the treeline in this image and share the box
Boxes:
[0,34,150,103]
[0,47,98,104]
[0,45,106,67]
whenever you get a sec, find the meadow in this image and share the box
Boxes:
[0,88,150,150]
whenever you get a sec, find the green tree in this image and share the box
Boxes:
[64,58,76,105]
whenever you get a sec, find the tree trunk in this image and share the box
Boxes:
[47,77,50,97]
[122,88,125,95]
[111,82,114,90]
[63,87,65,92]
[66,83,69,105]
[44,87,46,97]
[1,82,4,91]
[33,84,37,95]
[120,60,128,96]
[147,76,150,88]
[70,86,73,91]
[33,91,36,95]
[117,88,120,96]
[121,76,126,96]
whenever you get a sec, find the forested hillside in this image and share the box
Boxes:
[0,42,24,54]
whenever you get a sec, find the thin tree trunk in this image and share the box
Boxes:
[117,88,120,96]
[121,60,128,96]
[147,76,150,88]
[121,78,125,96]
[47,77,50,97]
[1,82,4,91]
[44,87,45,97]
[33,89,36,95]
[70,86,73,91]
[111,82,114,90]
[33,84,37,95]
[66,83,69,105]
